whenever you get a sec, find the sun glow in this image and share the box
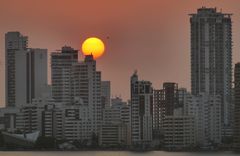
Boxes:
[81,37,105,59]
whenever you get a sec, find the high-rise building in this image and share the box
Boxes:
[234,63,240,150]
[51,46,78,104]
[51,51,102,141]
[130,71,153,146]
[190,7,233,131]
[71,55,102,135]
[5,32,48,107]
[5,32,28,107]
[153,83,179,138]
[101,81,111,108]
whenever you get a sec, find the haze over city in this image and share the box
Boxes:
[1,0,240,152]
[0,0,240,106]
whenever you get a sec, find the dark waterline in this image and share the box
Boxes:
[0,151,238,156]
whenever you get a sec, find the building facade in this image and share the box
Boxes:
[190,7,233,132]
[153,83,180,139]
[51,46,78,105]
[234,63,240,150]
[5,32,28,107]
[101,81,111,108]
[71,55,102,136]
[163,116,195,149]
[185,93,222,147]
[130,71,153,147]
[5,32,48,107]
[99,123,127,147]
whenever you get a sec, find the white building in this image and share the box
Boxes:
[5,32,48,107]
[71,55,102,137]
[41,100,64,140]
[185,93,222,147]
[130,71,153,146]
[15,97,55,134]
[160,88,221,149]
[100,97,131,147]
[51,52,103,141]
[63,104,91,141]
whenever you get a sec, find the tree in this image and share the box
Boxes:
[35,136,56,149]
[0,131,5,147]
[91,132,99,148]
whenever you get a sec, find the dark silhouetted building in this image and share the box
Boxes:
[234,63,240,150]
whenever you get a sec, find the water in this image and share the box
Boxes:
[0,151,238,156]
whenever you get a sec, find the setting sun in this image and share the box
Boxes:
[81,37,105,59]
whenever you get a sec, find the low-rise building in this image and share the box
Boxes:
[163,116,195,149]
[99,122,127,147]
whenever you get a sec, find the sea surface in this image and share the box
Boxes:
[0,151,238,156]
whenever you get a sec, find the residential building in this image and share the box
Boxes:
[70,55,102,137]
[153,83,180,139]
[5,32,28,107]
[51,46,78,104]
[101,81,111,108]
[163,116,195,149]
[5,32,48,107]
[190,7,233,133]
[130,71,153,146]
[0,107,19,132]
[234,63,240,150]
[185,93,222,147]
[99,123,127,147]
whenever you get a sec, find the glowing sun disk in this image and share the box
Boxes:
[81,37,105,59]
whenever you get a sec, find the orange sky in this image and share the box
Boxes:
[0,0,240,106]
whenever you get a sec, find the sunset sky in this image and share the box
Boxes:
[0,0,240,106]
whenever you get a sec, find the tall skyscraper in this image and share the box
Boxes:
[190,7,233,130]
[234,63,240,150]
[130,71,153,146]
[51,46,78,104]
[27,48,48,101]
[5,32,48,107]
[5,32,28,107]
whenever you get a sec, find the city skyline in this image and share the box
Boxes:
[0,0,240,107]
[0,4,239,150]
